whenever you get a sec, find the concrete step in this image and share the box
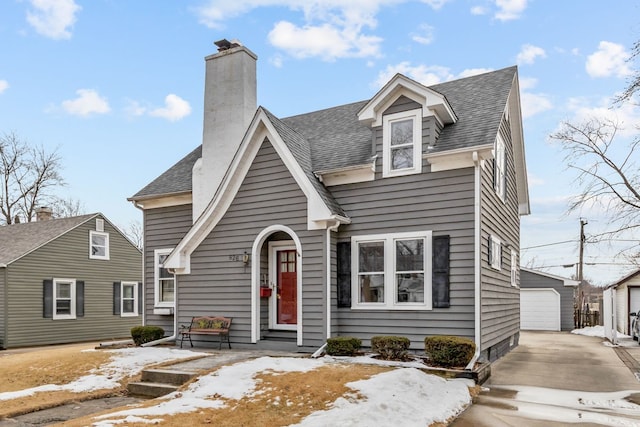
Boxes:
[141,369,196,386]
[128,381,179,398]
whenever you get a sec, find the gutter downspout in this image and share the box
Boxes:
[326,221,341,340]
[465,151,482,370]
[132,201,146,326]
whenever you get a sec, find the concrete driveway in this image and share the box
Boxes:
[451,331,640,426]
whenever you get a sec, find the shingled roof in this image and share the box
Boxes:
[130,66,516,201]
[0,214,98,265]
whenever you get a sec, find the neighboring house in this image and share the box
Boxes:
[520,268,579,331]
[608,269,640,336]
[0,209,142,349]
[129,40,530,362]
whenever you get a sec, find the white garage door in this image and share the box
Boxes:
[521,288,561,331]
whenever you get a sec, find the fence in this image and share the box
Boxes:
[574,309,600,329]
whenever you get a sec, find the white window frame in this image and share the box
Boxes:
[490,235,502,271]
[121,281,139,317]
[154,248,175,308]
[351,231,432,310]
[382,109,422,178]
[494,134,506,201]
[53,278,76,320]
[89,230,110,260]
[510,249,518,287]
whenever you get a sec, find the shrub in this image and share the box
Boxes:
[371,336,411,360]
[424,335,476,368]
[131,326,165,346]
[326,336,361,356]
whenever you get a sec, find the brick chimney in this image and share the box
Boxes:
[192,39,258,221]
[36,206,53,221]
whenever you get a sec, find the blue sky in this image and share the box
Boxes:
[1,0,639,285]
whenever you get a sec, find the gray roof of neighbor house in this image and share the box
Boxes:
[0,214,98,265]
[130,66,517,201]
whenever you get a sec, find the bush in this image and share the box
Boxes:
[371,336,411,360]
[424,335,476,368]
[326,336,361,356]
[131,326,165,346]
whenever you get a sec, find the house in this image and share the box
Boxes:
[606,269,640,336]
[0,209,142,349]
[129,40,529,362]
[519,268,579,331]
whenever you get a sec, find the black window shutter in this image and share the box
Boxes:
[76,281,85,317]
[138,282,143,314]
[337,242,351,308]
[43,279,53,318]
[432,235,450,308]
[113,282,121,315]
[487,235,493,265]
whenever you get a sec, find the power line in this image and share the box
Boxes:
[521,240,577,250]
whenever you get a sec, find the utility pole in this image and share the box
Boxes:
[578,219,587,282]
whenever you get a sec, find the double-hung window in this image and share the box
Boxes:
[154,249,175,307]
[352,231,432,309]
[53,278,76,319]
[510,249,518,287]
[121,281,139,316]
[382,109,422,177]
[89,231,110,260]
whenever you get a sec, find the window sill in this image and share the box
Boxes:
[350,304,432,311]
[121,313,139,318]
[153,307,174,315]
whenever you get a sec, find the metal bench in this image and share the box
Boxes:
[179,316,232,349]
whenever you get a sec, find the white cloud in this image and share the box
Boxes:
[269,54,284,68]
[0,80,9,94]
[563,97,640,138]
[516,44,546,65]
[373,62,453,88]
[194,1,407,61]
[124,100,147,117]
[61,89,110,117]
[268,20,382,61]
[149,94,192,122]
[26,0,81,40]
[585,41,632,78]
[411,24,434,45]
[457,68,493,78]
[527,173,544,187]
[521,92,552,119]
[494,0,527,21]
[470,6,486,15]
[419,0,450,10]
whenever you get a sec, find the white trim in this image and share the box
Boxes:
[268,241,297,331]
[165,109,349,274]
[382,109,422,178]
[510,249,518,287]
[154,248,175,308]
[425,144,494,172]
[89,230,110,260]
[121,281,139,317]
[357,74,457,127]
[494,134,506,201]
[53,278,76,320]
[315,162,376,186]
[473,156,482,358]
[129,193,193,210]
[350,231,433,310]
[251,225,303,346]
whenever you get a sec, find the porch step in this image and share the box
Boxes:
[127,369,196,398]
[127,381,179,398]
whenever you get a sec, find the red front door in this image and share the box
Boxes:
[277,249,297,325]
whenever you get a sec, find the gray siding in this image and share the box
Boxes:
[4,217,141,348]
[521,270,576,331]
[331,104,476,349]
[480,115,521,355]
[143,204,193,335]
[0,267,5,348]
[176,139,326,348]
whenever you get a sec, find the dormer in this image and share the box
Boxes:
[358,74,457,178]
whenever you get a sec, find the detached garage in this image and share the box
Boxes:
[520,268,579,331]
[608,269,640,336]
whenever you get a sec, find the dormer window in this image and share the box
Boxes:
[382,109,422,177]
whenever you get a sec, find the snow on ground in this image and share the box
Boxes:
[0,347,204,401]
[571,325,607,337]
[1,347,472,426]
